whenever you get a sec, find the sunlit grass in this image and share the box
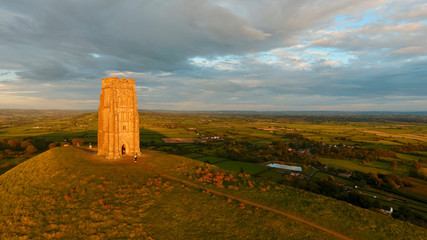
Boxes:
[144,150,427,240]
[1,110,426,239]
[0,147,335,239]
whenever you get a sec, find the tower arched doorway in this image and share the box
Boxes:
[121,144,126,155]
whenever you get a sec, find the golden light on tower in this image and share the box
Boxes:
[97,77,140,159]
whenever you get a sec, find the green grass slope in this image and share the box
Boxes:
[0,147,425,239]
[0,147,332,239]
[142,150,427,240]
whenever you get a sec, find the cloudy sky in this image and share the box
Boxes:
[0,0,426,111]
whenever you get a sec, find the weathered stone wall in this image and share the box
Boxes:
[98,77,140,159]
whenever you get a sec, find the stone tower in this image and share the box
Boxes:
[98,77,140,159]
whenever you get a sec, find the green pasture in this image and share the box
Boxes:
[373,127,426,135]
[0,117,97,141]
[144,149,427,240]
[396,153,425,162]
[318,158,396,176]
[1,110,427,237]
[141,138,164,145]
[183,153,206,159]
[0,126,62,139]
[140,132,163,137]
[311,171,355,186]
[393,138,424,144]
[197,156,229,164]
[256,169,283,181]
[303,135,324,142]
[375,140,402,146]
[1,147,343,239]
[364,160,391,169]
[360,186,427,218]
[348,134,380,142]
[215,161,267,175]
[141,128,196,138]
[246,131,276,138]
[404,177,427,198]
[414,151,427,158]
[361,143,392,150]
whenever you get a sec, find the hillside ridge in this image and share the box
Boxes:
[0,147,426,239]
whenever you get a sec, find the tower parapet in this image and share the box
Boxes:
[98,77,140,159]
[102,77,135,89]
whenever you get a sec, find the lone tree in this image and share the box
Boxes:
[7,139,20,149]
[25,145,37,155]
[48,142,57,149]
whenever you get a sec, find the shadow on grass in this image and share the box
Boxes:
[140,127,167,147]
[27,127,170,149]
[30,130,98,145]
[2,126,263,178]
[0,165,15,175]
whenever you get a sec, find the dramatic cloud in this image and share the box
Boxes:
[0,0,426,111]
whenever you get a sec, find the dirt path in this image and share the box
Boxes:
[138,160,352,240]
[87,149,351,240]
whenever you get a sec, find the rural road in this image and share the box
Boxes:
[138,158,352,240]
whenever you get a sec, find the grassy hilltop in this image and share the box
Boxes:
[1,146,426,239]
[0,147,329,239]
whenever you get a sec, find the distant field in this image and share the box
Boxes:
[404,177,427,198]
[396,153,425,162]
[162,138,198,143]
[256,170,283,181]
[0,147,423,239]
[197,156,229,164]
[360,130,427,142]
[183,153,206,159]
[215,161,268,175]
[318,158,396,176]
[1,110,426,232]
[0,147,339,239]
[312,171,355,186]
[142,148,427,239]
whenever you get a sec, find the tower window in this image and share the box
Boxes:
[123,126,126,130]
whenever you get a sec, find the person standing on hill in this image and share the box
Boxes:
[134,153,138,163]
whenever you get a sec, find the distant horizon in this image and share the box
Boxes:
[1,108,427,115]
[0,1,426,111]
